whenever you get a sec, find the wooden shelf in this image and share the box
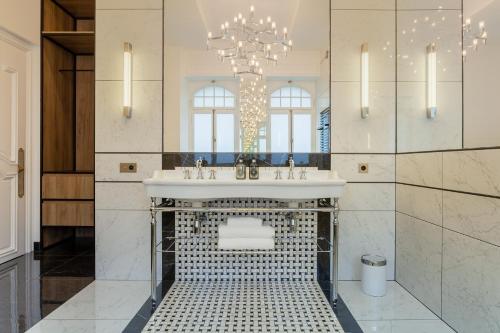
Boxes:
[42,31,94,54]
[52,0,95,19]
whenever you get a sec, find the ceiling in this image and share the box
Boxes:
[164,0,329,50]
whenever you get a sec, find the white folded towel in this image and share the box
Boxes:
[218,238,275,250]
[218,224,275,239]
[226,216,263,227]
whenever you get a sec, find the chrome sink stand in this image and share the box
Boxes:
[148,197,340,309]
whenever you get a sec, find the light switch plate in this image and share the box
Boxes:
[120,163,137,173]
[358,163,369,174]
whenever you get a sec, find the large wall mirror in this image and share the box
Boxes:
[163,0,331,154]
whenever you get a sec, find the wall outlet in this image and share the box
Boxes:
[358,163,369,174]
[120,163,137,173]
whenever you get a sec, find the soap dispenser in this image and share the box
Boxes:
[235,158,247,180]
[249,158,259,180]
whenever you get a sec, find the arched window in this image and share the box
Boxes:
[266,86,314,153]
[193,86,235,108]
[270,86,311,109]
[191,85,238,152]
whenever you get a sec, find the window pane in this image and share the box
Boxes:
[225,97,234,107]
[214,86,224,97]
[204,97,214,107]
[281,97,291,108]
[301,97,312,108]
[195,89,204,97]
[271,97,281,108]
[281,87,291,97]
[291,97,301,108]
[216,113,234,152]
[293,114,311,153]
[204,86,214,96]
[193,97,204,108]
[271,114,289,152]
[259,138,266,153]
[193,113,212,152]
[225,90,234,97]
[214,97,224,107]
[271,89,281,98]
[301,90,311,98]
[291,87,301,97]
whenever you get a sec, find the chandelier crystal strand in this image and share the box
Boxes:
[239,77,267,151]
[207,5,293,78]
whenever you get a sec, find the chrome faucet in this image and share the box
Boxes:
[288,156,295,179]
[195,157,204,179]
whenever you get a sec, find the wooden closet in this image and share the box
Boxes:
[41,0,95,248]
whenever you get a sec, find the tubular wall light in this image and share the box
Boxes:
[360,43,369,119]
[426,43,437,119]
[123,42,133,118]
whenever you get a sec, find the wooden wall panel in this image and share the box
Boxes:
[76,19,95,31]
[42,39,75,172]
[42,174,94,199]
[76,70,94,171]
[42,201,94,227]
[43,0,74,31]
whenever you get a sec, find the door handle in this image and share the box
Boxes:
[18,148,24,198]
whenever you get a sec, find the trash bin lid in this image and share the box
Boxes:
[361,254,387,267]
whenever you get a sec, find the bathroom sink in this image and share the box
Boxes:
[143,168,346,200]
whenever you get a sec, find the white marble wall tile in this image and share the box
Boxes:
[332,154,395,182]
[95,153,161,181]
[341,183,395,211]
[358,319,454,333]
[397,0,461,10]
[396,152,443,188]
[95,81,162,153]
[397,82,462,153]
[331,0,395,10]
[95,210,152,280]
[331,10,395,82]
[339,211,395,280]
[443,149,500,197]
[397,10,462,82]
[331,82,396,153]
[96,0,162,9]
[396,213,442,315]
[442,230,500,333]
[95,183,150,211]
[443,191,500,246]
[95,10,162,80]
[396,184,442,226]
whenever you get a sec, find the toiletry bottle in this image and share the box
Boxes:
[235,158,247,180]
[249,158,259,180]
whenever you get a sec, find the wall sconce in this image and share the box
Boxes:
[123,42,133,118]
[426,43,437,119]
[360,43,369,119]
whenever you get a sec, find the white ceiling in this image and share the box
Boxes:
[164,0,329,50]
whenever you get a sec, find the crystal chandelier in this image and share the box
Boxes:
[239,77,267,151]
[206,5,293,78]
[462,18,488,59]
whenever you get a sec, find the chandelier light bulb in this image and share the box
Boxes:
[208,32,212,38]
[267,16,271,23]
[250,5,254,12]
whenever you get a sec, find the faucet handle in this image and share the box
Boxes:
[209,169,216,180]
[275,168,282,180]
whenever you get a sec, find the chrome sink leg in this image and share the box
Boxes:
[330,197,340,307]
[193,213,206,235]
[150,197,158,309]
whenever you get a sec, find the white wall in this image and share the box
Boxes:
[0,0,40,45]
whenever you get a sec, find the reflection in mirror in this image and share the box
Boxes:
[463,0,498,148]
[396,3,463,152]
[164,0,330,153]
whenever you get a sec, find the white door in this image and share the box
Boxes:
[0,36,28,264]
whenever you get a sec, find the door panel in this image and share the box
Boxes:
[0,37,28,263]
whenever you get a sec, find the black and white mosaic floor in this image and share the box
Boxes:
[143,281,344,333]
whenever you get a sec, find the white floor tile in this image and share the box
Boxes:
[26,319,129,333]
[358,319,455,333]
[45,280,149,320]
[339,281,439,321]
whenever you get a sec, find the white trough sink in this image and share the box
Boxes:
[143,168,346,200]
